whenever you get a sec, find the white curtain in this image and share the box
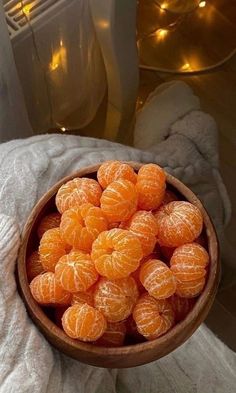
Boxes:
[0,0,106,141]
[0,1,32,141]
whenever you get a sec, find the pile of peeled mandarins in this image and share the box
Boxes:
[28,161,209,346]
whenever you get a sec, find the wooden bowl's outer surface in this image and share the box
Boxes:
[17,162,220,368]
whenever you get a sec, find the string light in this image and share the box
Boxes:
[199,1,206,8]
[60,39,63,47]
[22,4,31,15]
[155,28,168,40]
[181,63,190,70]
[60,127,66,132]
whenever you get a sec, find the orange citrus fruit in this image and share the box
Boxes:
[133,293,174,340]
[62,303,107,341]
[39,228,68,272]
[71,286,95,307]
[139,259,176,299]
[127,211,158,256]
[55,250,98,293]
[94,277,139,322]
[37,212,61,239]
[155,201,203,247]
[136,164,166,210]
[100,179,138,223]
[91,228,143,279]
[97,161,137,189]
[30,272,71,305]
[169,294,195,322]
[170,243,209,282]
[175,277,206,298]
[170,242,209,298]
[96,321,126,347]
[60,203,108,251]
[56,177,102,214]
[27,251,44,282]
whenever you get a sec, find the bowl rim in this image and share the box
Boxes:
[17,161,220,357]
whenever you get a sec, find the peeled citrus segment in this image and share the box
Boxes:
[60,203,108,251]
[94,277,139,322]
[39,228,68,272]
[136,164,166,210]
[170,242,209,282]
[30,272,71,305]
[133,293,174,340]
[62,303,107,341]
[169,294,195,322]
[175,277,206,298]
[139,259,176,299]
[56,177,102,214]
[96,321,126,347]
[97,161,137,189]
[37,212,61,239]
[27,251,44,282]
[100,179,138,223]
[155,201,203,247]
[91,228,143,279]
[127,210,158,256]
[55,250,98,293]
[71,286,95,307]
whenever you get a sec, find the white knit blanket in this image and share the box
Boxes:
[0,82,235,392]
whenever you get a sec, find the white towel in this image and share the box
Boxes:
[0,82,235,393]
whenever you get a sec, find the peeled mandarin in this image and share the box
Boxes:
[60,203,108,251]
[175,277,206,298]
[170,242,209,298]
[169,294,195,322]
[30,272,71,305]
[139,259,176,299]
[170,243,209,282]
[55,250,98,293]
[71,286,95,307]
[39,228,68,272]
[97,161,137,189]
[100,179,138,223]
[91,228,143,279]
[155,201,203,247]
[133,293,174,340]
[37,212,61,239]
[96,321,126,347]
[56,177,102,214]
[127,211,158,256]
[136,164,166,210]
[62,303,107,341]
[94,277,139,322]
[27,251,44,282]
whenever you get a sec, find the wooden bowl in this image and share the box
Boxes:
[17,162,220,368]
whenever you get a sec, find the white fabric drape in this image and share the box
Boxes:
[0,1,32,141]
[0,0,106,138]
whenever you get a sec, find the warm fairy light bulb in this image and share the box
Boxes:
[50,62,59,71]
[156,29,168,40]
[22,4,31,15]
[160,2,167,10]
[60,127,66,132]
[181,63,190,70]
[199,1,206,7]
